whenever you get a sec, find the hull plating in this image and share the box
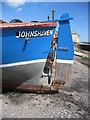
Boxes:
[2,60,45,89]
[1,25,56,89]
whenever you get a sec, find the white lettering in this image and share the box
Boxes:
[30,31,34,37]
[34,31,38,37]
[21,31,25,38]
[16,31,21,38]
[16,30,53,38]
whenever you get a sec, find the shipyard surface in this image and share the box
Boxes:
[0,60,88,119]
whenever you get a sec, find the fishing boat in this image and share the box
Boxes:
[0,20,57,90]
[0,13,74,92]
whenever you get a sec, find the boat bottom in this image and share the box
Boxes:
[1,61,73,93]
[1,61,45,90]
[2,84,59,93]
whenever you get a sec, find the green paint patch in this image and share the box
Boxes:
[82,56,88,60]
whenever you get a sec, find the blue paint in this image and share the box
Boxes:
[57,13,74,61]
[59,13,73,21]
[1,13,74,65]
[2,27,55,64]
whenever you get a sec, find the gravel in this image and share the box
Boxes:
[0,60,89,119]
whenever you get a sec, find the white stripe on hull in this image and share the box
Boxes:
[0,59,73,68]
[57,59,73,64]
[0,59,46,68]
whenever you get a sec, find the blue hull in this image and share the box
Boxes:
[2,27,55,64]
[0,13,74,90]
[0,25,56,89]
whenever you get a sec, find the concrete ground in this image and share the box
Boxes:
[0,60,89,119]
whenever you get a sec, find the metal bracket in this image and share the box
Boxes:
[43,49,55,54]
[57,47,68,51]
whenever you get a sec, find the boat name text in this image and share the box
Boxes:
[16,30,53,38]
